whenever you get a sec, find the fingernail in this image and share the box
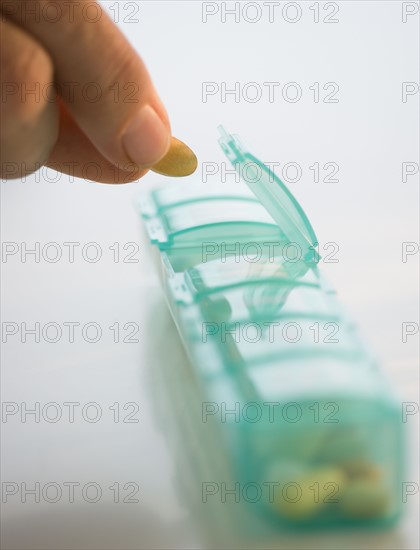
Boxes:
[122,105,170,167]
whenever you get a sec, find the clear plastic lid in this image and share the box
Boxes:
[218,126,320,264]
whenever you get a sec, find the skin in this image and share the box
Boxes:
[0,0,171,183]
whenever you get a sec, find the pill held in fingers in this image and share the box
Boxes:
[150,136,198,177]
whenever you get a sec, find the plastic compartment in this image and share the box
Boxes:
[138,128,404,530]
[144,198,285,248]
[208,373,402,529]
[138,182,257,218]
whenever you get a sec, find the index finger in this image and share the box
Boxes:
[1,0,171,170]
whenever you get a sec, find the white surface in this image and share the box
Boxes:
[1,1,419,548]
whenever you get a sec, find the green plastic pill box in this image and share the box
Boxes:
[139,127,404,529]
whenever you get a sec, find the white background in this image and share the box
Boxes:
[1,1,419,548]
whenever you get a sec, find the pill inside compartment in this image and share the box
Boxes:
[246,359,402,527]
[182,255,402,527]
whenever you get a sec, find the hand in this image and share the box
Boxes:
[0,0,171,183]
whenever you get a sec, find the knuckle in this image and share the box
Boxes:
[102,47,144,101]
[1,104,59,179]
[1,40,55,125]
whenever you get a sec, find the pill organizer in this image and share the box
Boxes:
[139,127,404,529]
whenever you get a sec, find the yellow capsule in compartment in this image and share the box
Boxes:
[270,465,346,520]
[339,479,391,519]
[338,459,391,519]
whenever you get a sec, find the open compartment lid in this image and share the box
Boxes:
[218,126,320,264]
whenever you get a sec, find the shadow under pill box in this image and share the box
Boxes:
[138,127,404,530]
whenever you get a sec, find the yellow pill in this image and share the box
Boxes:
[339,479,391,519]
[340,459,382,482]
[150,136,197,177]
[267,463,346,520]
[282,467,346,520]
